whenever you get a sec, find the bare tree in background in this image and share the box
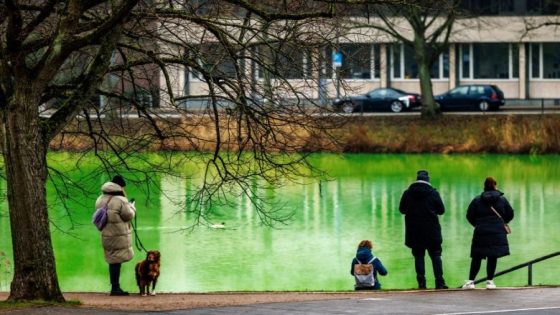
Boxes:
[335,0,460,118]
[0,0,358,302]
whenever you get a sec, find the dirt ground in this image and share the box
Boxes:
[0,291,375,312]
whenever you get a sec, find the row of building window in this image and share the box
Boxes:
[188,42,560,81]
[459,0,560,15]
[187,0,560,17]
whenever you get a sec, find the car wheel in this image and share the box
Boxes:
[342,102,354,113]
[390,101,404,113]
[478,100,489,111]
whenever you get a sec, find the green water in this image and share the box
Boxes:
[0,154,559,292]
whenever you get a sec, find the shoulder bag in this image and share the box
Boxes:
[490,205,512,234]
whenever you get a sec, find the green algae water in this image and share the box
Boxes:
[0,153,559,292]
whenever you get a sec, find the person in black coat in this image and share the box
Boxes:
[399,170,448,289]
[462,177,514,289]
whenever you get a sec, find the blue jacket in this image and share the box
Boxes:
[350,247,388,289]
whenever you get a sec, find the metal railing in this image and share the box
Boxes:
[465,251,560,287]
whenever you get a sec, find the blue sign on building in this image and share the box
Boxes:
[332,52,343,68]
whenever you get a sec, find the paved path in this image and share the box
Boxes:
[7,287,560,315]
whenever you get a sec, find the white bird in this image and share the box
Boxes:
[210,222,225,229]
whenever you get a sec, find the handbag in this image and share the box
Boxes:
[92,196,113,231]
[490,205,511,234]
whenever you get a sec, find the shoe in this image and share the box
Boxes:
[110,288,129,296]
[462,280,475,289]
[417,276,426,289]
[486,280,496,289]
[435,284,449,290]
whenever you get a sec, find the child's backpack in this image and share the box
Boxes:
[354,257,376,288]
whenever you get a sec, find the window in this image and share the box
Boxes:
[511,44,519,78]
[367,88,397,98]
[459,0,522,15]
[338,44,371,79]
[527,0,560,15]
[391,44,402,79]
[460,43,518,79]
[391,43,449,79]
[468,86,485,96]
[543,43,560,79]
[256,43,310,80]
[449,86,469,96]
[530,43,540,78]
[473,44,509,79]
[324,44,379,80]
[461,44,471,78]
[530,43,560,79]
[190,43,240,80]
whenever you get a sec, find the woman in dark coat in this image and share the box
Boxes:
[463,177,514,289]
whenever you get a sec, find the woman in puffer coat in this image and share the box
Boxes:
[462,177,514,290]
[95,175,136,296]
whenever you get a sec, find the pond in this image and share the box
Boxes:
[0,154,559,292]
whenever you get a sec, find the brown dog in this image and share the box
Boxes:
[135,250,161,296]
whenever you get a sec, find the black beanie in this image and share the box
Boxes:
[112,175,126,187]
[416,170,430,182]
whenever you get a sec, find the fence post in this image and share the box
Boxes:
[528,263,533,286]
[541,98,544,114]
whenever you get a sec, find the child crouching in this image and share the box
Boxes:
[351,240,388,290]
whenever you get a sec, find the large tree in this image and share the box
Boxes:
[341,0,460,118]
[0,0,344,302]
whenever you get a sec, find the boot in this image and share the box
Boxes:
[431,255,448,289]
[414,256,426,289]
[417,276,427,289]
[109,263,129,296]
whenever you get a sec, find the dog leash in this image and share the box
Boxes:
[131,213,148,253]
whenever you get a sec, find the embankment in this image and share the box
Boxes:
[50,114,560,154]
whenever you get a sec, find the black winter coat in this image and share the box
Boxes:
[467,190,514,258]
[399,181,446,249]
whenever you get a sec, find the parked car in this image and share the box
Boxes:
[332,88,421,113]
[435,85,505,111]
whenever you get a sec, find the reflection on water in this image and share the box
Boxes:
[0,154,559,292]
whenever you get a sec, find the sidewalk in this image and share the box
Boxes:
[3,287,560,314]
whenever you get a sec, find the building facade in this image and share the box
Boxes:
[160,0,560,107]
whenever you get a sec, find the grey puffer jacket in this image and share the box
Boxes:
[95,182,136,264]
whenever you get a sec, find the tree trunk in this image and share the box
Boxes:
[412,35,439,120]
[418,60,438,119]
[2,86,64,302]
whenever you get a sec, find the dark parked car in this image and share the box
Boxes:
[435,85,505,111]
[333,88,421,113]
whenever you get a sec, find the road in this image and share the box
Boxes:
[7,287,560,315]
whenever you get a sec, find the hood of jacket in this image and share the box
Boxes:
[481,190,503,204]
[406,181,435,197]
[101,182,124,194]
[356,247,374,263]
